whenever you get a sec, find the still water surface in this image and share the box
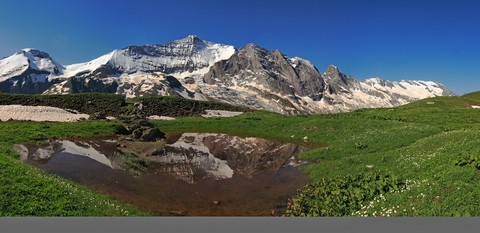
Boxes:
[18,133,309,216]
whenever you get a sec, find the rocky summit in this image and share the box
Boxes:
[0,36,453,115]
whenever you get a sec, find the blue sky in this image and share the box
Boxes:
[0,0,478,94]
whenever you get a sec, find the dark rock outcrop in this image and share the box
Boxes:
[204,44,324,101]
[140,128,165,142]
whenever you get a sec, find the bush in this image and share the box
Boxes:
[133,96,250,117]
[284,172,404,216]
[355,142,369,150]
[454,155,480,169]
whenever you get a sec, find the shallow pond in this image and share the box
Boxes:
[15,133,309,216]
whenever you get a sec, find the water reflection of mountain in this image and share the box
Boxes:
[148,133,304,183]
[15,140,119,168]
[15,133,305,184]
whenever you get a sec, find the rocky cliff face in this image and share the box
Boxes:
[316,65,454,113]
[198,44,453,114]
[203,44,324,101]
[0,36,454,114]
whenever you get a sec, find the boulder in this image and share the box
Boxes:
[140,128,165,142]
[134,102,144,110]
[126,124,141,132]
[150,148,165,156]
[114,125,130,135]
[184,77,195,84]
[13,144,29,161]
[132,129,143,139]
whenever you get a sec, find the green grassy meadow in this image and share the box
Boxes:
[0,121,147,216]
[2,92,480,216]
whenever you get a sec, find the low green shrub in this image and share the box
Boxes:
[454,155,480,169]
[0,93,126,115]
[134,96,249,117]
[284,172,404,216]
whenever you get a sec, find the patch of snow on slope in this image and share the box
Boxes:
[391,81,443,98]
[290,57,316,70]
[201,110,243,118]
[64,51,115,77]
[0,105,89,122]
[0,52,29,82]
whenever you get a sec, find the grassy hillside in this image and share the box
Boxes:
[462,91,480,101]
[151,93,480,216]
[2,92,480,216]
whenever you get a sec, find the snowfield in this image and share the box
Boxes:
[201,110,244,118]
[146,115,176,120]
[0,105,89,122]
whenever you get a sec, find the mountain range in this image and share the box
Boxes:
[0,35,453,114]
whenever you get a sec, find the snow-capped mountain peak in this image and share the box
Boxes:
[172,35,206,47]
[44,36,237,97]
[364,77,382,83]
[21,49,64,74]
[0,48,64,82]
[61,36,236,80]
[22,48,48,57]
[0,48,67,93]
